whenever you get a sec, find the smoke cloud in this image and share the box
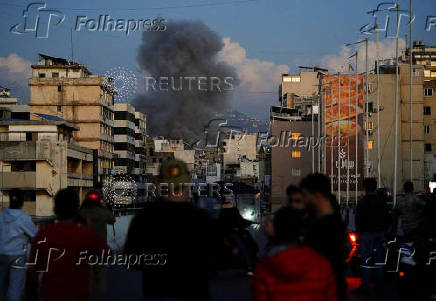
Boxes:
[322,38,406,73]
[0,54,32,102]
[133,20,238,142]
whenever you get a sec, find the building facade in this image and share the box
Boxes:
[29,53,115,181]
[0,119,93,216]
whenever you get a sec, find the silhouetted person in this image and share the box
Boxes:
[79,189,115,301]
[300,173,347,300]
[286,185,305,210]
[25,188,110,301]
[253,207,338,301]
[124,159,219,301]
[352,178,390,295]
[0,189,37,301]
[395,181,425,240]
[219,200,257,274]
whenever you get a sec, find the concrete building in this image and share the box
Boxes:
[145,137,174,177]
[0,87,30,120]
[366,63,425,192]
[222,133,257,168]
[270,72,321,207]
[134,111,147,178]
[113,103,136,174]
[0,118,93,216]
[279,72,320,106]
[29,53,115,181]
[402,41,436,187]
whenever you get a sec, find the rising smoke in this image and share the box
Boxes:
[133,20,238,142]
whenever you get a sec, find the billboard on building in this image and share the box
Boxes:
[323,74,364,193]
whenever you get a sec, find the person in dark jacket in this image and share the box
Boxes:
[353,178,390,295]
[253,206,338,301]
[124,159,219,301]
[300,173,347,301]
[79,189,116,301]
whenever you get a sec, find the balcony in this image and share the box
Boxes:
[0,171,36,189]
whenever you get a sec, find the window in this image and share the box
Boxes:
[424,70,431,77]
[424,88,433,97]
[425,143,432,152]
[424,106,431,115]
[291,132,301,139]
[412,68,420,77]
[291,168,301,177]
[52,72,59,78]
[38,73,46,78]
[11,161,36,172]
[425,125,431,134]
[291,150,301,158]
[57,105,62,112]
[364,121,374,131]
[366,102,374,113]
[57,85,62,92]
[367,140,373,149]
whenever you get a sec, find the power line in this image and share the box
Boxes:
[0,0,257,11]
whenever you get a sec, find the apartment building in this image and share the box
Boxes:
[270,72,321,207]
[113,103,136,174]
[0,86,30,120]
[29,53,115,181]
[134,111,147,178]
[366,63,425,192]
[0,117,93,216]
[402,41,436,186]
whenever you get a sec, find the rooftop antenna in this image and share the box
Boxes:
[70,28,74,62]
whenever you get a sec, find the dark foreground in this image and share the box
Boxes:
[107,265,403,301]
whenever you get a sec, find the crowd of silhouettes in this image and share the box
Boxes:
[1,161,436,301]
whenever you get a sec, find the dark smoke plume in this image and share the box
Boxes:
[133,20,238,142]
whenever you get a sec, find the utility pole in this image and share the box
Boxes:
[376,24,381,187]
[355,52,359,205]
[347,76,351,206]
[318,96,321,173]
[393,3,400,207]
[323,88,327,174]
[365,38,369,178]
[409,0,413,182]
[312,99,315,173]
[338,72,341,205]
[330,84,334,192]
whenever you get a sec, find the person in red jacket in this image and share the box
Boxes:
[25,188,111,301]
[253,207,338,301]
